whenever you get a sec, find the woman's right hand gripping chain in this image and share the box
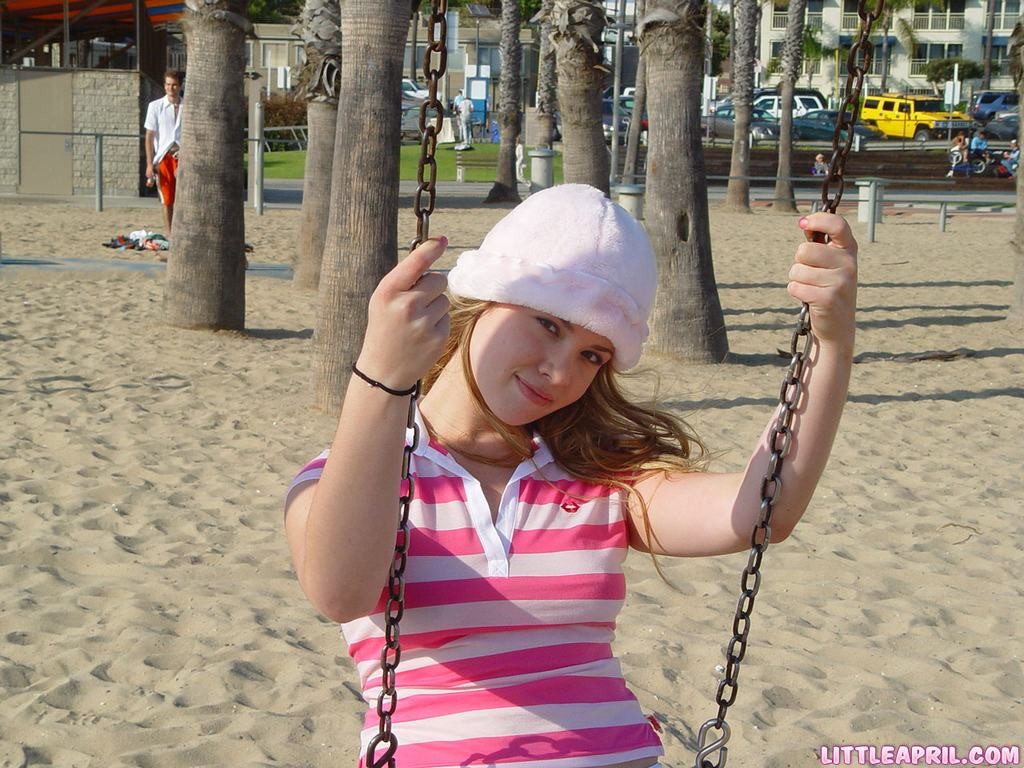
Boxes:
[357,237,451,391]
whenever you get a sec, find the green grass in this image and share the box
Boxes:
[253,143,564,184]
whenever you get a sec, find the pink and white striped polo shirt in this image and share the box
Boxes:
[288,410,663,767]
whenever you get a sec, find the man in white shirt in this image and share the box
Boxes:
[145,70,183,239]
[452,89,465,143]
[460,96,474,146]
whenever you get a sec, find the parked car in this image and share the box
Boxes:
[860,94,972,141]
[791,109,886,142]
[968,90,1018,123]
[601,98,631,143]
[619,95,648,131]
[982,113,1019,140]
[701,105,780,142]
[402,77,428,102]
[753,88,828,119]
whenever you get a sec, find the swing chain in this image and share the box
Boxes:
[366,385,420,768]
[694,3,882,767]
[819,0,884,216]
[412,0,450,251]
[367,3,449,767]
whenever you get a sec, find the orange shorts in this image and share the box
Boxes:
[157,152,179,206]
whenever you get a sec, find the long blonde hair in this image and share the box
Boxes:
[423,297,707,556]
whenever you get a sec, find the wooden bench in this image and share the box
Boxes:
[454,150,495,182]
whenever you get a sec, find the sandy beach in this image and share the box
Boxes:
[1,193,1021,767]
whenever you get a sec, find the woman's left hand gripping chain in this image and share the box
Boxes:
[789,213,858,348]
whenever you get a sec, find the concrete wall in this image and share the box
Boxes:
[0,69,18,192]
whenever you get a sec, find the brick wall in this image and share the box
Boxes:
[72,70,147,196]
[0,70,18,192]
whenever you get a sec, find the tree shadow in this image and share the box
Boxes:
[723,302,1011,317]
[727,313,1007,333]
[244,327,313,340]
[662,386,1024,412]
[717,279,1011,290]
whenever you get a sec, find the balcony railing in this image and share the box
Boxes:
[772,10,823,29]
[996,12,1020,30]
[909,56,1004,78]
[842,59,884,76]
[841,12,860,29]
[911,12,965,30]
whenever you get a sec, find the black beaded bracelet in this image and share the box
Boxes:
[351,363,419,397]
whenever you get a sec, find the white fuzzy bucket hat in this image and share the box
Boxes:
[446,184,657,370]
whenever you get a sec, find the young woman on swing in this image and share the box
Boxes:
[285,183,858,767]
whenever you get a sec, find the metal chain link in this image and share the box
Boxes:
[412,0,450,251]
[365,3,448,767]
[693,3,882,766]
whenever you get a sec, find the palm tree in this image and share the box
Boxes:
[533,0,558,148]
[1010,19,1024,328]
[291,0,341,290]
[640,0,729,361]
[982,0,997,89]
[313,1,409,413]
[724,0,757,212]
[484,0,523,203]
[164,0,249,330]
[772,0,808,214]
[622,0,647,184]
[547,0,610,194]
[876,0,916,92]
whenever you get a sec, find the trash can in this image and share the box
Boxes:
[529,148,555,193]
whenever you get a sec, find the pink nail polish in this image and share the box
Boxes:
[438,235,448,247]
[798,217,809,229]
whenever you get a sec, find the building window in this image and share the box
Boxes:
[245,41,253,66]
[998,0,1020,28]
[261,42,286,68]
[911,43,965,76]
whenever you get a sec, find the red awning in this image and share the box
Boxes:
[1,0,184,27]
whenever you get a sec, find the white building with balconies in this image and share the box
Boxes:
[759,0,1017,102]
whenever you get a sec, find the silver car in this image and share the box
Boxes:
[702,105,780,143]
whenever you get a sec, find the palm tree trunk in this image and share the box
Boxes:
[550,0,610,194]
[295,100,338,289]
[641,0,729,362]
[485,0,523,203]
[164,0,249,330]
[772,0,807,213]
[982,0,997,90]
[292,0,341,290]
[724,0,756,212]
[534,0,558,148]
[880,15,892,92]
[622,0,646,184]
[313,1,408,413]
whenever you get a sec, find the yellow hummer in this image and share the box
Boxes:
[860,94,973,142]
